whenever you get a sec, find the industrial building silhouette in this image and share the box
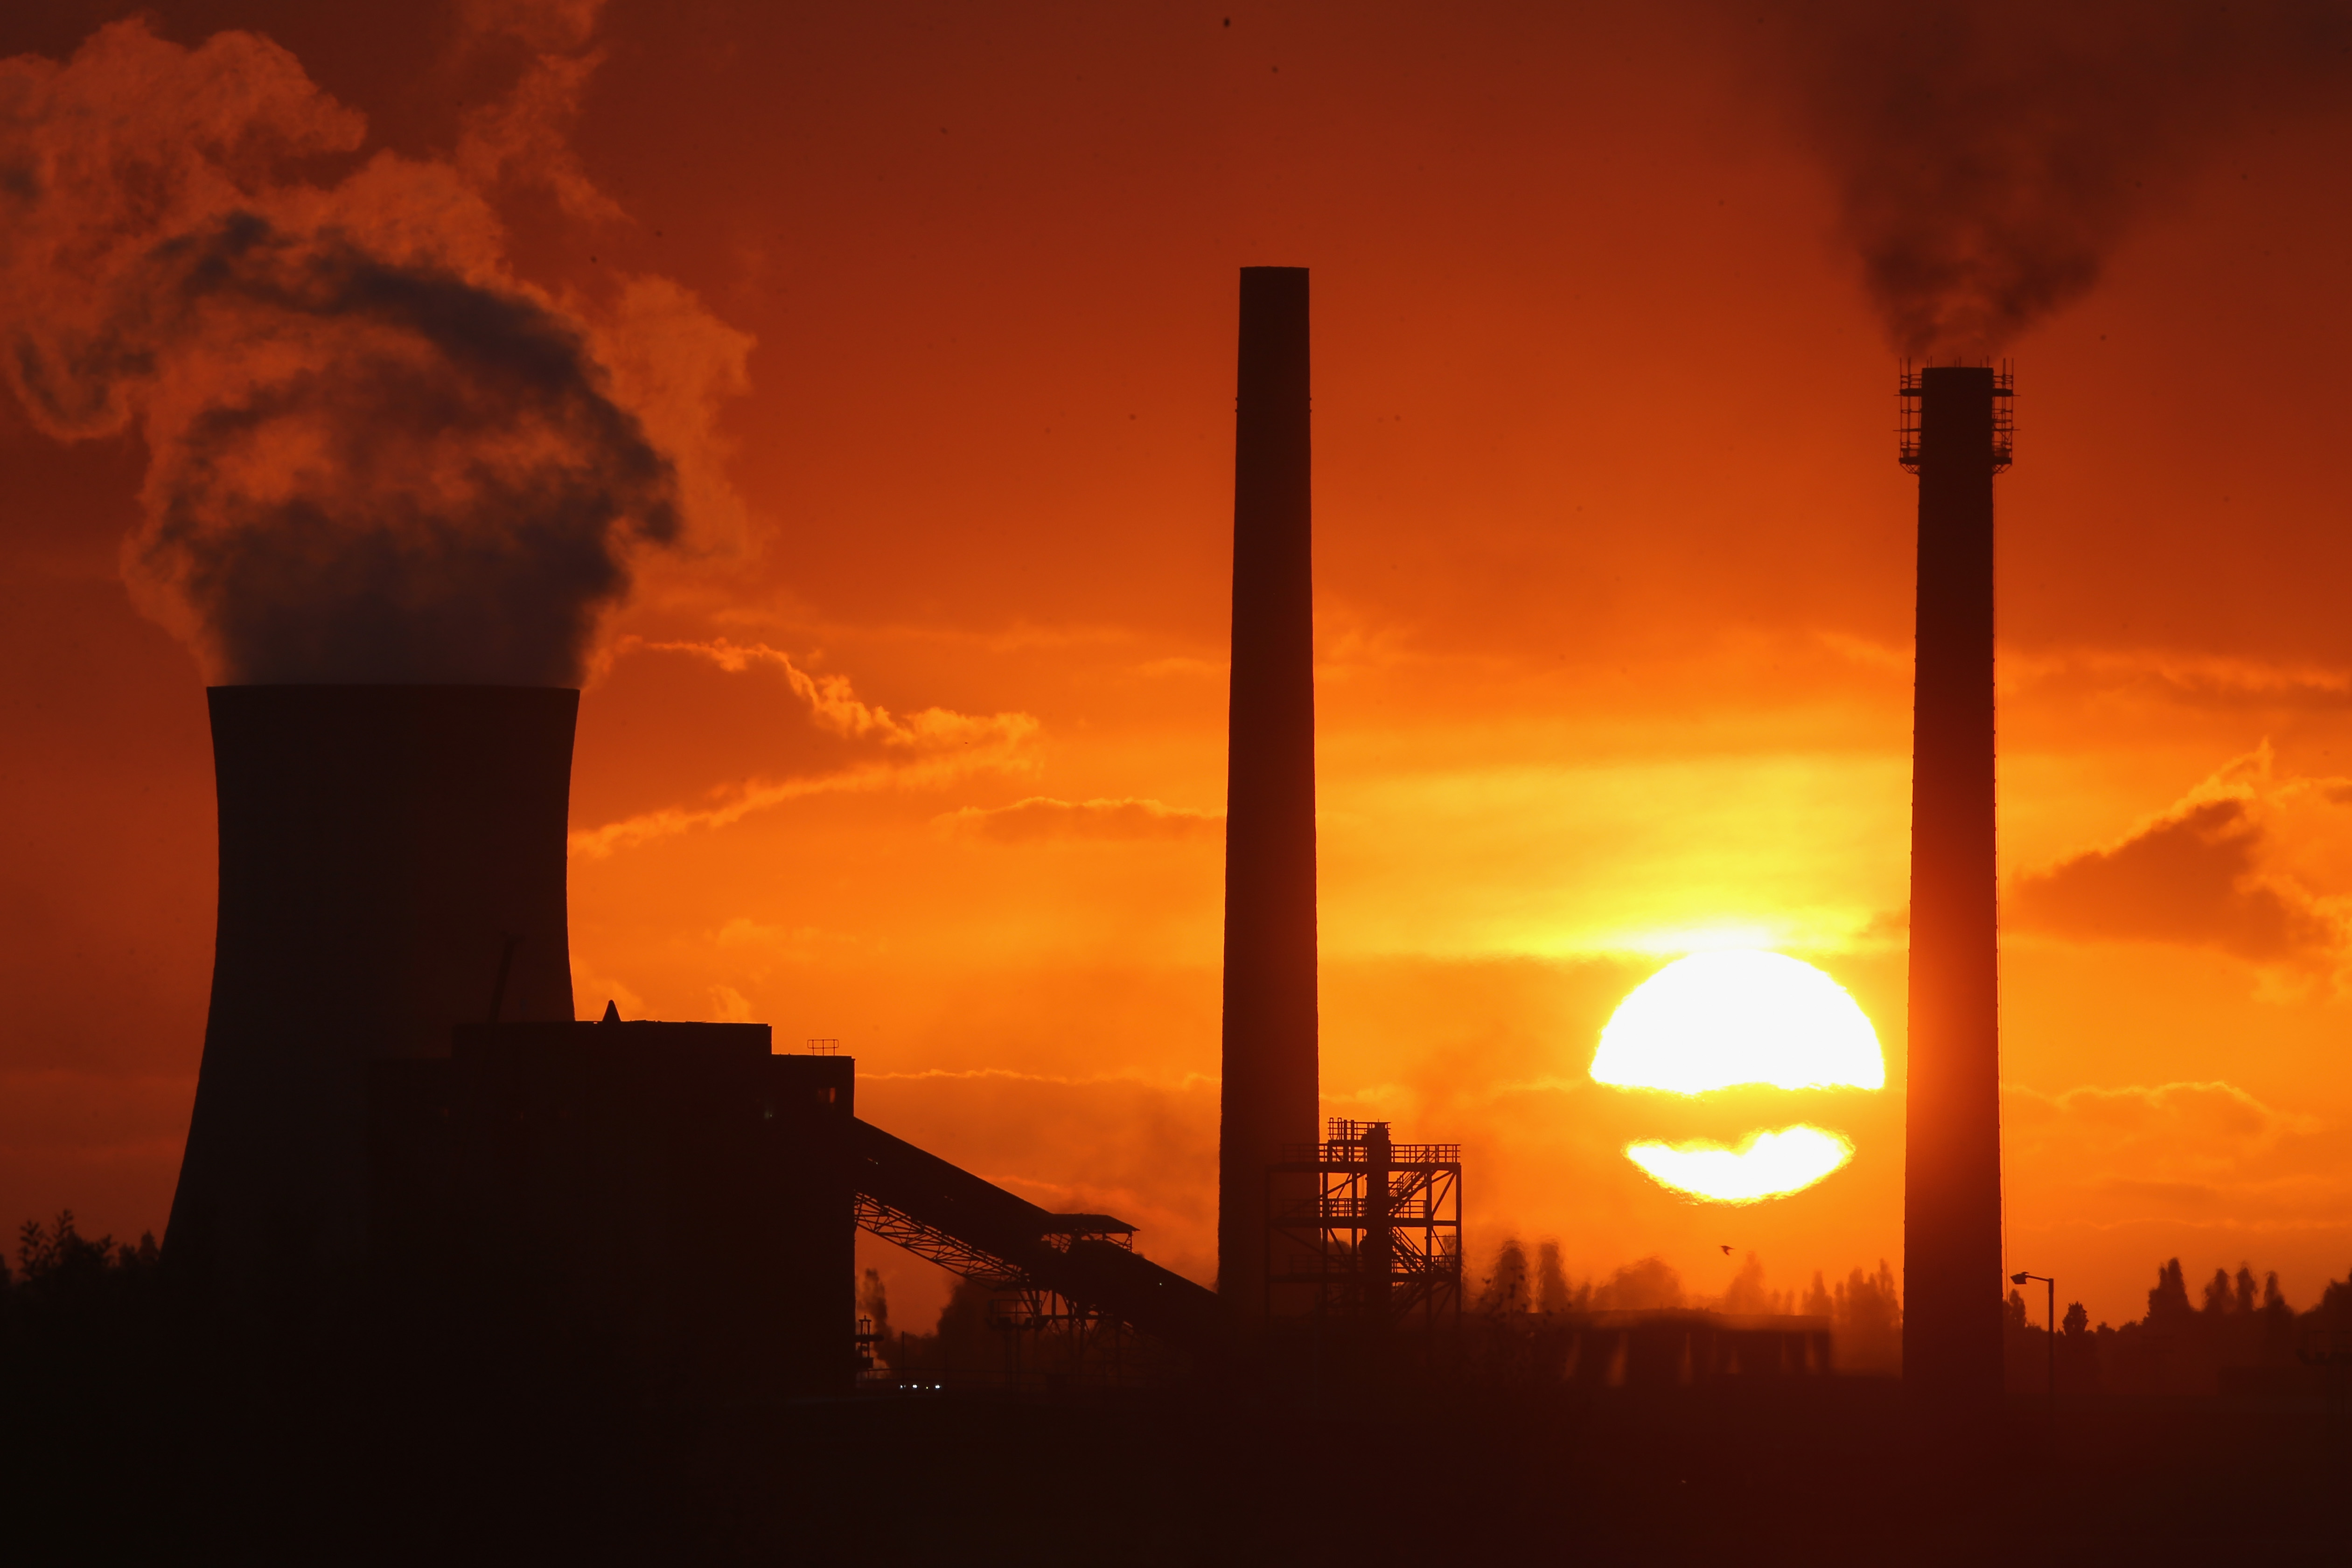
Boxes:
[159,266,1465,1394]
[157,271,1991,1400]
[168,668,1224,1391]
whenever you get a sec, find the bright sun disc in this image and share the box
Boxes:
[1625,1125,1855,1205]
[1590,948,1884,1094]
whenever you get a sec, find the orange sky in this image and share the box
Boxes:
[7,0,2352,1331]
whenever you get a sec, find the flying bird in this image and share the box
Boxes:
[1720,1245,1733,1255]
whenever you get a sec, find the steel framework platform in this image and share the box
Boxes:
[1266,1118,1462,1339]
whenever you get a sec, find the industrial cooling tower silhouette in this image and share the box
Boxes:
[1216,266,1322,1315]
[167,686,578,1297]
[1899,364,2010,1407]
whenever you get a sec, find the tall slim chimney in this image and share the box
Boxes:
[168,685,578,1299]
[1217,267,1321,1315]
[1899,364,2010,1406]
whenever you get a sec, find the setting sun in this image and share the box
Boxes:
[1590,949,1885,1094]
[1624,1125,1856,1206]
[1591,949,1882,1203]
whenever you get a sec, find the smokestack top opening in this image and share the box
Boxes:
[1899,361,2015,474]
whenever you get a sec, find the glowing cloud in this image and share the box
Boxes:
[1624,1125,1855,1205]
[1590,948,1884,1094]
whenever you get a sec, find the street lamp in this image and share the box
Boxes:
[2011,1270,2055,1406]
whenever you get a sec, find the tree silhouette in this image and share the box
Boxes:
[1590,1255,1682,1312]
[1535,1240,1575,1316]
[2148,1258,2192,1326]
[2058,1301,2099,1394]
[1721,1252,1792,1316]
[15,1211,146,1285]
[1829,1261,1901,1373]
[1476,1239,1532,1317]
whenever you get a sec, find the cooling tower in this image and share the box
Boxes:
[1217,266,1322,1315]
[1899,364,2009,1407]
[167,685,578,1300]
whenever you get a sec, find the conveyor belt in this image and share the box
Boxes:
[850,1117,1226,1355]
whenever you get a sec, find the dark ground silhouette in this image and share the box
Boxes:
[1998,1254,2352,1399]
[6,1218,2349,1565]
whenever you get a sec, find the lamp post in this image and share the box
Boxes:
[2011,1270,2054,1407]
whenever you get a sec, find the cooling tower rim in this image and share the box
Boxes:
[206,682,582,692]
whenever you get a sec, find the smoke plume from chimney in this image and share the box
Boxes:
[1757,1,2352,355]
[0,18,740,684]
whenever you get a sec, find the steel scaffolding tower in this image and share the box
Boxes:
[1266,1119,1462,1338]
